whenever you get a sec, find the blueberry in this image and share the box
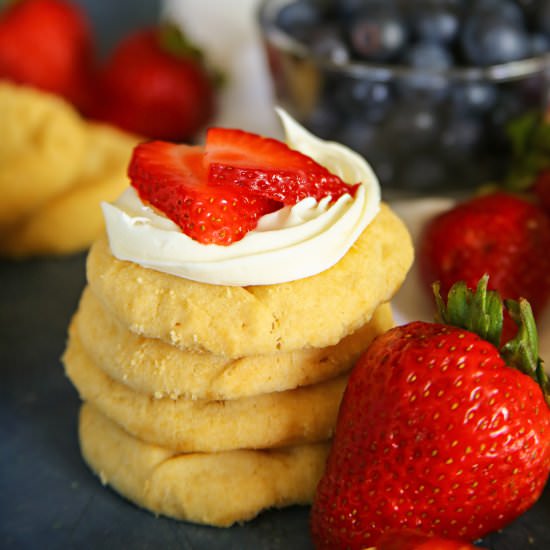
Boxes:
[469,0,525,26]
[382,100,442,153]
[275,0,322,42]
[441,114,485,153]
[360,80,394,122]
[336,0,393,20]
[530,33,550,55]
[333,120,380,155]
[304,103,341,140]
[451,82,498,113]
[398,42,453,102]
[404,40,454,69]
[307,25,350,64]
[461,13,530,65]
[330,77,394,122]
[398,73,451,103]
[410,1,460,44]
[348,7,408,62]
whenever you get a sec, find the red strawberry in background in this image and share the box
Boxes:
[0,0,95,111]
[128,129,354,245]
[92,25,215,142]
[310,276,550,549]
[419,192,550,339]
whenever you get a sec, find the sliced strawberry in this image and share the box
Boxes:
[128,141,280,245]
[205,127,358,205]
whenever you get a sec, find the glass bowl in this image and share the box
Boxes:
[257,0,550,197]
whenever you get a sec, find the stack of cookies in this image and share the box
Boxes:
[0,82,139,258]
[63,202,413,527]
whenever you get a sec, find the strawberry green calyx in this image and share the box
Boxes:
[433,274,503,348]
[0,0,19,10]
[434,274,550,408]
[505,111,550,192]
[158,23,203,62]
[502,298,550,408]
[158,23,224,88]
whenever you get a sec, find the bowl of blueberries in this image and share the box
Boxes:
[258,0,550,195]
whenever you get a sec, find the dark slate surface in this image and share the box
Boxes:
[0,254,549,550]
[0,253,316,550]
[0,2,549,548]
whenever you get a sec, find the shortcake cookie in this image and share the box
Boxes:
[79,403,330,527]
[64,334,347,452]
[0,82,86,227]
[72,286,393,400]
[0,123,139,257]
[87,203,412,358]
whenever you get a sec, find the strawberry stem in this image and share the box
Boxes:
[434,275,550,408]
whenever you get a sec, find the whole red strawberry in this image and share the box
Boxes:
[0,0,95,111]
[93,25,215,141]
[310,277,550,549]
[419,192,550,338]
[375,529,482,550]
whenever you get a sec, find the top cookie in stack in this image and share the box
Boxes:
[87,201,410,358]
[63,111,414,527]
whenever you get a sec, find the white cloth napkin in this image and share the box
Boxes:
[162,0,281,137]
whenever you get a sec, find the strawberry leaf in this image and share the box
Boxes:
[505,112,550,191]
[501,299,550,408]
[433,275,503,348]
[435,275,549,408]
[158,24,225,89]
[0,0,20,11]
[158,23,203,62]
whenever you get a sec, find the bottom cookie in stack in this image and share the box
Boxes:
[79,403,332,527]
[64,291,394,525]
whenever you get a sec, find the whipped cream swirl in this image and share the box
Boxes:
[102,109,381,286]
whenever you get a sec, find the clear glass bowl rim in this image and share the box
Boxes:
[258,0,550,83]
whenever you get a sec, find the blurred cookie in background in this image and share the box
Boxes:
[0,119,140,258]
[0,82,87,229]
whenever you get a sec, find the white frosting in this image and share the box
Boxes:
[102,109,381,286]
